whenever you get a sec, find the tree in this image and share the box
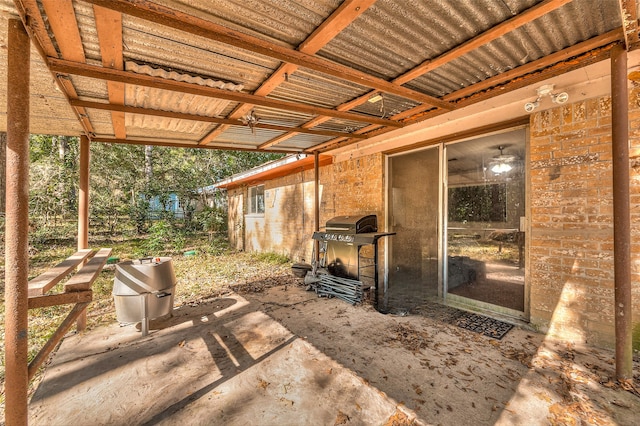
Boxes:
[25,135,283,236]
[28,135,79,228]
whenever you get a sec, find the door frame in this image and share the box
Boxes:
[384,125,530,321]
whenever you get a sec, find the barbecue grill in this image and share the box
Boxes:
[312,215,394,307]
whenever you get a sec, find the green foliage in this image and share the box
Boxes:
[143,220,173,254]
[86,143,281,235]
[195,206,227,233]
[29,135,79,226]
[29,221,76,248]
[23,133,284,259]
[251,251,290,265]
[205,236,231,256]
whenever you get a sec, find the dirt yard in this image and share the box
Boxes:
[27,275,640,426]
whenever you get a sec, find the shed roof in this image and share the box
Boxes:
[212,154,333,189]
[0,0,638,153]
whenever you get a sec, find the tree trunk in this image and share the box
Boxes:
[57,136,67,219]
[0,132,6,214]
[144,145,153,184]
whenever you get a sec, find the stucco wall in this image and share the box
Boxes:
[227,187,244,251]
[528,91,640,349]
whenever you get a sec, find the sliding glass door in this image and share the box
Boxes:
[445,129,526,314]
[385,147,440,314]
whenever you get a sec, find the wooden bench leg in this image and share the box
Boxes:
[28,302,90,380]
[76,311,87,332]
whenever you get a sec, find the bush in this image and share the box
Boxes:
[143,220,186,255]
[195,207,227,234]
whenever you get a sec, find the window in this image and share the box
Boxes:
[248,185,265,214]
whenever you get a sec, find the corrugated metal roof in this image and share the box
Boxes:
[155,0,341,46]
[269,68,370,109]
[318,0,539,80]
[408,0,621,97]
[0,0,634,152]
[0,6,83,135]
[251,106,315,128]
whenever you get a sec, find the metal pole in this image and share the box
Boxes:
[611,43,632,380]
[76,135,90,331]
[5,17,31,426]
[314,151,320,267]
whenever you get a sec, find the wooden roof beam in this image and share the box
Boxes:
[394,0,574,84]
[258,87,380,149]
[90,137,300,153]
[199,0,376,146]
[83,0,452,110]
[93,6,126,139]
[264,0,572,152]
[16,0,95,135]
[68,100,368,140]
[49,59,403,128]
[309,31,623,153]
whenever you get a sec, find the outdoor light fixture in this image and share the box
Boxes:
[368,93,383,103]
[524,84,569,112]
[490,146,516,175]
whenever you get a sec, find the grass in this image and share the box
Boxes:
[0,230,294,410]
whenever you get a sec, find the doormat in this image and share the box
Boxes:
[452,311,513,340]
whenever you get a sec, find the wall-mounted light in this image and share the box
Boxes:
[524,84,569,113]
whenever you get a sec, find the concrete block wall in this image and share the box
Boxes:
[227,153,385,263]
[529,90,640,349]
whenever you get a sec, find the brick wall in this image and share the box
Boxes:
[529,89,640,349]
[227,153,385,263]
[319,153,385,226]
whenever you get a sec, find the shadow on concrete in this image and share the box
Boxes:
[29,289,416,425]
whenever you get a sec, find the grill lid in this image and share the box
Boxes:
[325,215,377,234]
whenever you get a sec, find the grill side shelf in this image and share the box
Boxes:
[312,231,395,246]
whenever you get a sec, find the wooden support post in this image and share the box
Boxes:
[5,17,30,426]
[611,43,633,380]
[76,135,90,331]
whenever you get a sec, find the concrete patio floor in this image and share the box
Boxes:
[29,284,639,425]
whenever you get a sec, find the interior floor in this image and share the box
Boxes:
[380,260,524,314]
[448,261,524,312]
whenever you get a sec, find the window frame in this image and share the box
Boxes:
[247,184,265,215]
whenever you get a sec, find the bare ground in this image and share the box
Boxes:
[26,274,640,426]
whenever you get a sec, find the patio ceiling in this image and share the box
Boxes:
[0,0,638,153]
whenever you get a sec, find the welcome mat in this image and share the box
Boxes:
[452,311,513,340]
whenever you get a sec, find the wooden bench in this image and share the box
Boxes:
[28,248,112,309]
[27,247,112,379]
[28,249,92,297]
